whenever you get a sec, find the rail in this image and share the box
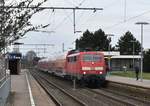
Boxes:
[32,72,62,106]
[31,71,87,106]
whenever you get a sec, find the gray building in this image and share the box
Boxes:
[102,52,141,71]
[110,55,140,71]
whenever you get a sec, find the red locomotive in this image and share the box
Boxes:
[37,50,107,85]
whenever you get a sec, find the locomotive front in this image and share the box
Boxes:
[79,52,107,85]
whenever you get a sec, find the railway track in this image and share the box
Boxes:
[87,88,150,106]
[31,69,150,106]
[31,70,119,105]
[107,81,150,101]
[30,71,86,106]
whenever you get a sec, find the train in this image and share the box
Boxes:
[37,50,108,86]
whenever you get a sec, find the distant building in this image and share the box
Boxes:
[26,51,37,62]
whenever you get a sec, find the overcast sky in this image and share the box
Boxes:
[15,0,150,57]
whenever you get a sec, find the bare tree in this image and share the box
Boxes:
[0,0,48,51]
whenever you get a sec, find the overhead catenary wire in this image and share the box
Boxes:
[76,0,120,30]
[49,9,55,33]
[103,0,119,9]
[42,0,96,34]
[53,12,73,31]
[75,0,89,27]
[63,9,73,23]
[49,8,102,32]
[48,0,89,31]
[105,9,150,30]
[71,0,80,6]
[77,11,98,27]
[63,0,76,6]
[124,0,127,22]
[78,0,87,7]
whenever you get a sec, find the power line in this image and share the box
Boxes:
[63,9,73,23]
[63,0,76,6]
[105,9,150,30]
[78,0,87,6]
[77,11,98,27]
[48,0,95,32]
[54,12,73,31]
[103,0,119,9]
[54,0,88,32]
[124,0,127,22]
[71,0,79,6]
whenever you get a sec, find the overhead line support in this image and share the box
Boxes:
[0,6,103,10]
[0,6,103,33]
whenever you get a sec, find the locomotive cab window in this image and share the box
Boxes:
[67,56,77,62]
[73,56,77,62]
[83,54,101,62]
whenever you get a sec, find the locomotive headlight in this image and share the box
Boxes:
[99,71,103,74]
[95,67,104,70]
[83,72,86,74]
[82,67,91,70]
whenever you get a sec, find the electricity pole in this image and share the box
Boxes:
[135,22,149,82]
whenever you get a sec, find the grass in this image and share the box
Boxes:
[110,71,150,80]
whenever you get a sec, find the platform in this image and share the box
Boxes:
[6,69,56,106]
[106,75,150,89]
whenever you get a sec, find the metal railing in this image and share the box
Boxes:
[0,54,10,106]
[0,76,11,106]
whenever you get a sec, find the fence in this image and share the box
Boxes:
[0,77,11,106]
[0,54,10,106]
[0,55,5,80]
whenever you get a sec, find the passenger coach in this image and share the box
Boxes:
[37,50,107,85]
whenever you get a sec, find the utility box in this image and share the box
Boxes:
[7,53,22,75]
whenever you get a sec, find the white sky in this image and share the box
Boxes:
[15,0,150,57]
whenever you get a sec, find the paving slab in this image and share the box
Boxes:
[6,69,56,106]
[106,75,150,88]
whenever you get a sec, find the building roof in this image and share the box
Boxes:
[101,51,120,56]
[111,55,141,59]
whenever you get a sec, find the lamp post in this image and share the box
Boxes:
[135,22,149,82]
[106,34,114,70]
